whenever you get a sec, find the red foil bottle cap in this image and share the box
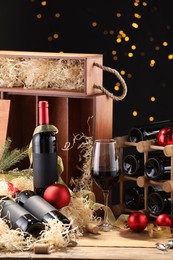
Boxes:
[38,101,49,125]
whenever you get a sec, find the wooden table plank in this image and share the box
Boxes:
[78,229,170,248]
[0,246,172,260]
[0,230,172,260]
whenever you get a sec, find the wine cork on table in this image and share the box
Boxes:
[85,223,99,234]
[33,243,50,254]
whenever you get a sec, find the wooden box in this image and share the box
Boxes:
[0,51,103,96]
[0,90,112,204]
[0,50,113,204]
[0,99,10,147]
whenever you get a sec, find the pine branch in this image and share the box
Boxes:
[0,137,12,161]
[0,138,28,172]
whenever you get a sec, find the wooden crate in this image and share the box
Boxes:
[0,51,103,96]
[0,99,10,147]
[0,89,113,204]
[0,51,114,204]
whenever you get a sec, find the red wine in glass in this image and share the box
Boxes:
[91,170,119,191]
[91,139,120,231]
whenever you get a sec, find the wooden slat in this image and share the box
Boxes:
[0,99,10,146]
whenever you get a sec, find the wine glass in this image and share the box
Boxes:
[91,139,120,231]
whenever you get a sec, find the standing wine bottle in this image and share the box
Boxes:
[32,101,58,197]
[145,155,171,181]
[127,119,173,143]
[0,196,45,238]
[147,188,171,216]
[15,190,71,225]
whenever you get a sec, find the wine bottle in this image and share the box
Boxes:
[145,155,171,181]
[0,196,45,238]
[123,151,163,177]
[127,119,173,143]
[124,186,154,210]
[15,190,71,225]
[124,186,145,210]
[123,153,144,177]
[32,100,58,197]
[147,188,171,216]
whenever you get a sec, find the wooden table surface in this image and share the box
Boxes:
[0,229,173,260]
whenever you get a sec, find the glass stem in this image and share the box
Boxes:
[103,190,109,225]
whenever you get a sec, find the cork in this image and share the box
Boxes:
[33,243,50,254]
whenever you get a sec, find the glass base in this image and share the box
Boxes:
[98,222,120,232]
[99,223,111,232]
[99,222,116,232]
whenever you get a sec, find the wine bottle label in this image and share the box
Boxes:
[23,195,56,220]
[0,198,30,224]
[33,153,58,188]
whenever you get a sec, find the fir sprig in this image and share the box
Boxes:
[0,138,28,172]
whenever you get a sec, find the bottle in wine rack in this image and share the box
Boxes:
[123,153,144,177]
[147,187,171,216]
[127,119,173,143]
[124,186,154,210]
[0,196,45,238]
[124,186,145,210]
[32,100,58,197]
[15,190,71,225]
[145,155,171,181]
[123,151,163,178]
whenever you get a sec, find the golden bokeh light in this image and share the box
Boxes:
[132,111,138,117]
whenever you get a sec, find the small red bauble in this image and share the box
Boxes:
[43,183,71,209]
[7,182,19,197]
[128,212,148,232]
[157,127,173,146]
[156,214,172,227]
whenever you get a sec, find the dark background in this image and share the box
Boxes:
[0,0,173,137]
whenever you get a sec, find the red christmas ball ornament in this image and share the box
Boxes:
[157,127,173,146]
[156,214,172,227]
[7,182,19,197]
[43,183,71,209]
[128,212,148,232]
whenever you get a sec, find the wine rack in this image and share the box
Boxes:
[112,135,173,218]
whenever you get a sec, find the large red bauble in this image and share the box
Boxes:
[128,212,148,232]
[43,183,71,209]
[156,214,172,227]
[157,127,173,146]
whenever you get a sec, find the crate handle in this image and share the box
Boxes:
[93,62,127,101]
